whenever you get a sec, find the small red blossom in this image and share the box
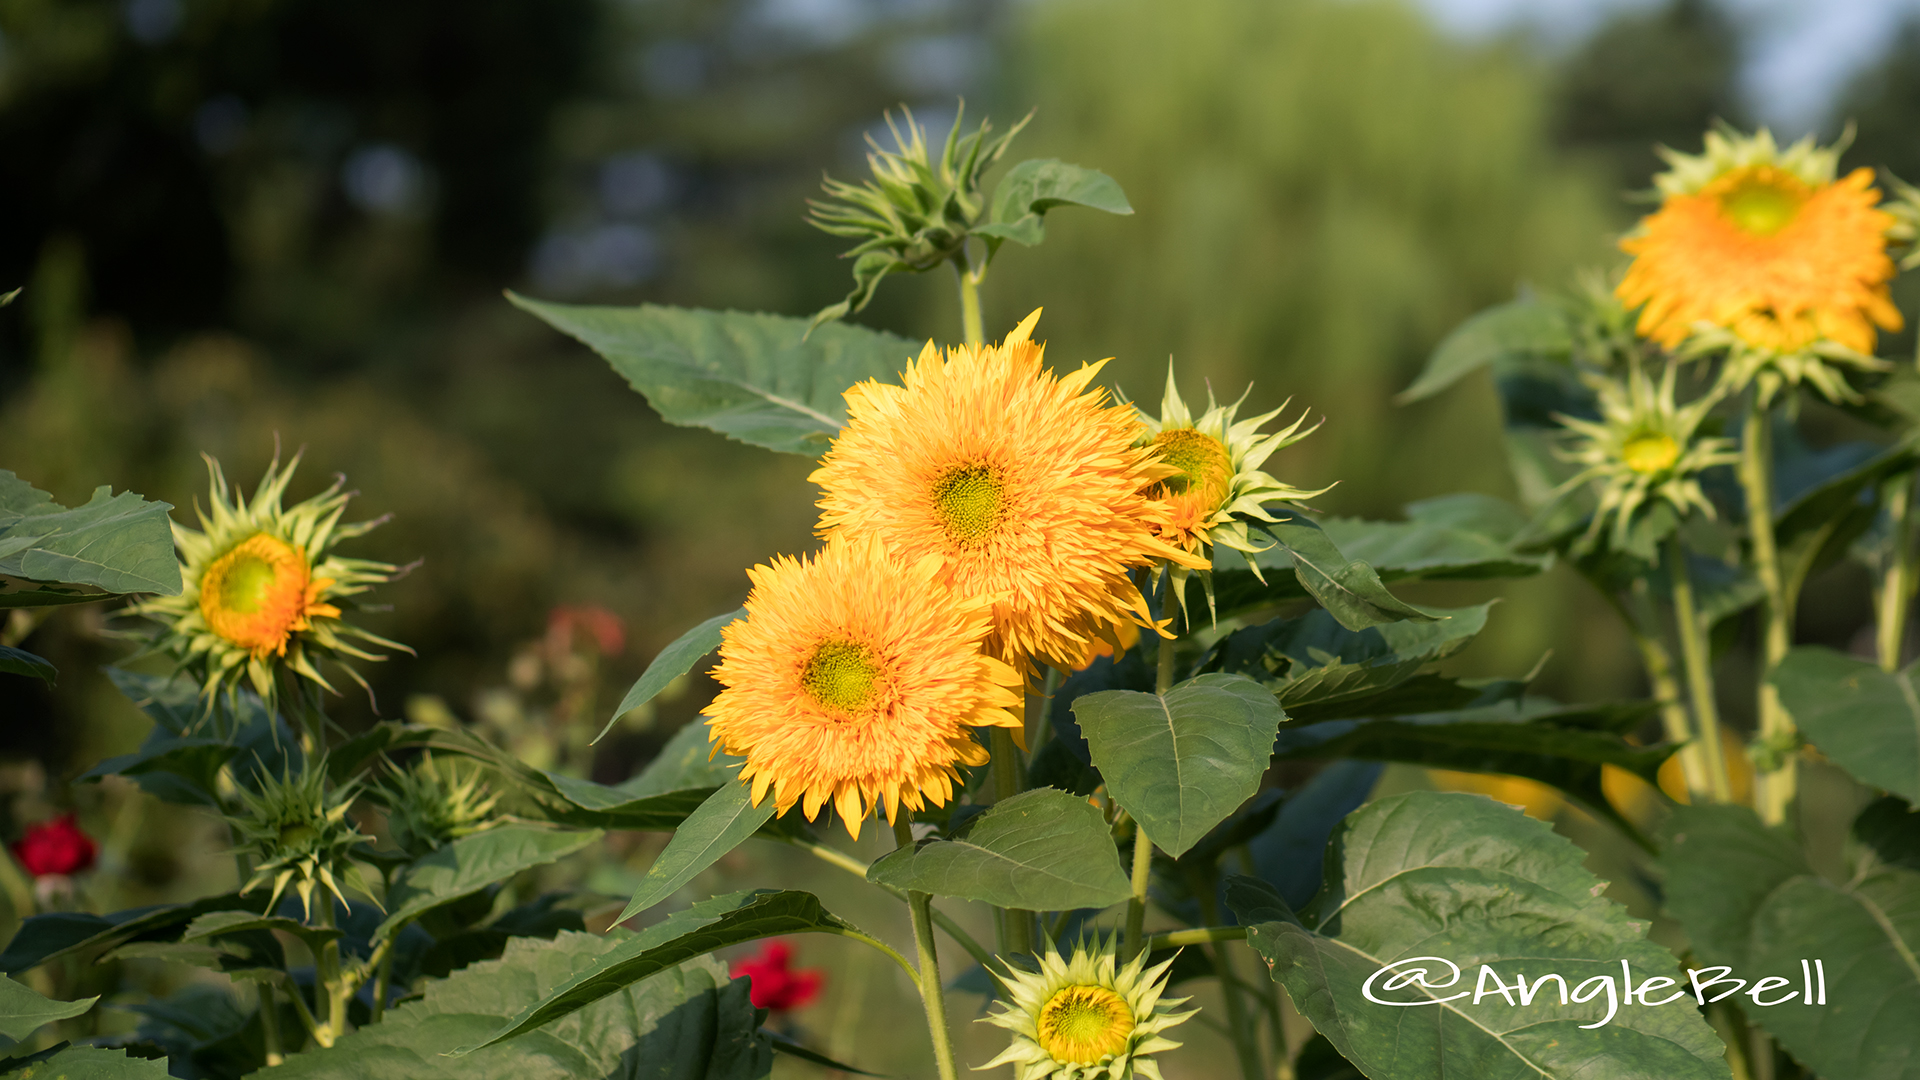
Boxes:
[548,604,626,656]
[730,940,823,1012]
[10,814,97,878]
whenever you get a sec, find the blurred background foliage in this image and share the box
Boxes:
[5,0,1920,1064]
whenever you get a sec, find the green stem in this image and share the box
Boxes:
[1189,865,1264,1080]
[1147,926,1249,950]
[1666,533,1734,803]
[788,837,993,970]
[369,937,396,1025]
[1739,396,1795,823]
[311,900,349,1047]
[1608,582,1706,794]
[258,983,284,1067]
[1124,629,1179,961]
[1877,471,1918,673]
[953,253,984,347]
[1711,1001,1755,1080]
[896,819,960,1080]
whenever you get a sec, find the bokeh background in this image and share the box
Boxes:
[4,0,1920,1074]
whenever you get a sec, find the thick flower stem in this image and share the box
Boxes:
[953,253,984,347]
[1124,631,1177,962]
[1666,533,1734,803]
[1190,865,1265,1080]
[895,819,960,1080]
[311,900,349,1047]
[1876,471,1918,672]
[258,983,284,1067]
[1739,398,1795,823]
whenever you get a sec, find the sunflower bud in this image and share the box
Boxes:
[376,752,501,858]
[228,759,369,917]
[979,935,1195,1080]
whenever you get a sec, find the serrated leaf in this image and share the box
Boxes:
[1770,647,1920,803]
[508,296,915,456]
[1662,803,1920,1080]
[3,1046,174,1078]
[1229,791,1732,1080]
[246,937,769,1080]
[1200,603,1491,715]
[595,607,744,744]
[0,646,54,685]
[0,471,182,605]
[455,890,865,1055]
[619,782,775,922]
[977,158,1132,247]
[867,788,1130,910]
[1072,673,1285,857]
[1264,517,1441,630]
[0,976,95,1047]
[373,826,602,941]
[1397,297,1573,404]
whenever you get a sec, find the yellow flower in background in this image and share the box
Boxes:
[1616,127,1901,400]
[1133,367,1329,621]
[812,311,1205,673]
[133,453,406,711]
[980,936,1195,1080]
[704,534,1024,840]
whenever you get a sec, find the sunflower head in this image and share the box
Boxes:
[704,534,1025,840]
[1553,361,1738,557]
[375,752,502,858]
[228,759,370,917]
[1616,125,1901,403]
[1133,367,1330,623]
[979,936,1195,1080]
[131,452,408,716]
[811,311,1207,674]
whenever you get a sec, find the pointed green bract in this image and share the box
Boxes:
[867,788,1131,910]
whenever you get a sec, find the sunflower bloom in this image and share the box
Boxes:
[979,936,1195,1080]
[132,453,406,712]
[704,534,1024,840]
[812,311,1205,672]
[1616,127,1901,399]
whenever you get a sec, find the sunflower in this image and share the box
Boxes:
[1554,361,1737,555]
[811,311,1206,673]
[1132,368,1329,621]
[132,452,405,713]
[1616,127,1901,400]
[979,936,1195,1080]
[228,759,371,917]
[704,534,1025,840]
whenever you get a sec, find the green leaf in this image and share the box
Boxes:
[625,720,742,798]
[0,646,54,685]
[0,471,182,606]
[1774,440,1919,603]
[247,939,770,1080]
[1662,803,1920,1080]
[373,825,602,941]
[1229,791,1732,1080]
[618,783,775,922]
[766,1032,884,1076]
[595,607,743,745]
[976,158,1132,248]
[454,889,866,1055]
[1201,603,1492,715]
[508,296,915,456]
[0,894,268,975]
[1770,646,1920,803]
[1264,517,1442,630]
[3,1047,173,1078]
[1318,496,1551,582]
[867,788,1130,910]
[1072,673,1285,857]
[0,977,95,1047]
[1397,297,1573,404]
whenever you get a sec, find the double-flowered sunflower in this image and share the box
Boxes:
[812,311,1205,673]
[704,534,1025,839]
[980,936,1195,1080]
[1616,126,1901,401]
[133,453,404,711]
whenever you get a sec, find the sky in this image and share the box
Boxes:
[1417,0,1920,132]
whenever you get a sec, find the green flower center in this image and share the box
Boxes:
[931,463,1006,547]
[1621,431,1681,475]
[801,639,883,713]
[217,552,279,614]
[1038,985,1134,1065]
[1718,175,1804,237]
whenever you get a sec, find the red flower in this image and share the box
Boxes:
[731,940,823,1012]
[10,814,97,878]
[548,605,626,656]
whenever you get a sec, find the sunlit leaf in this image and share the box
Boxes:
[868,788,1130,910]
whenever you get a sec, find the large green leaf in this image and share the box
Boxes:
[1200,603,1492,716]
[1770,646,1920,803]
[3,1047,173,1078]
[375,825,602,940]
[1263,518,1442,630]
[1662,803,1920,1080]
[867,788,1130,910]
[1318,495,1551,582]
[0,471,181,606]
[974,158,1132,248]
[0,893,267,974]
[455,890,866,1055]
[594,607,744,744]
[624,720,742,798]
[618,782,775,922]
[1396,297,1572,404]
[1072,673,1285,857]
[1773,440,1920,604]
[0,647,54,685]
[0,977,94,1047]
[508,296,915,456]
[86,670,298,804]
[1229,792,1732,1080]
[249,939,769,1080]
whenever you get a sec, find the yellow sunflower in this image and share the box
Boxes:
[811,311,1206,673]
[133,453,405,712]
[704,534,1024,840]
[1132,367,1329,621]
[1616,127,1901,400]
[979,935,1195,1080]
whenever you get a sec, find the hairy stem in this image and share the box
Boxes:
[1667,533,1734,803]
[1739,397,1795,823]
[896,819,960,1080]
